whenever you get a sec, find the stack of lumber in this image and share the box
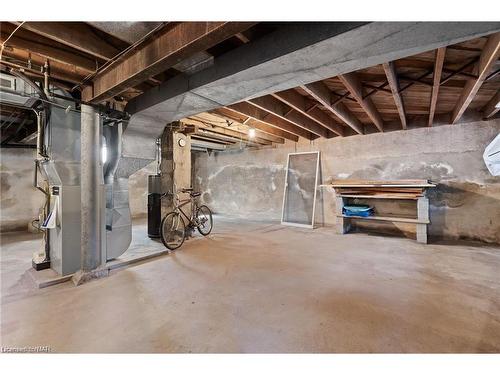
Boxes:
[324,179,435,200]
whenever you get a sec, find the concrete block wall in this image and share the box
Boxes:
[194,119,500,244]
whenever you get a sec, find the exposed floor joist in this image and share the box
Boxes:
[188,112,279,145]
[271,89,344,136]
[226,102,316,140]
[383,61,407,129]
[428,47,447,126]
[122,22,500,158]
[82,22,255,103]
[339,72,385,132]
[199,112,285,144]
[302,82,365,135]
[212,108,300,143]
[16,22,124,61]
[247,96,333,138]
[451,32,500,124]
[482,90,500,118]
[0,26,98,73]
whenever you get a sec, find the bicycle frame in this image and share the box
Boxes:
[173,194,198,226]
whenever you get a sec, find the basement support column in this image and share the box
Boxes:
[73,104,107,285]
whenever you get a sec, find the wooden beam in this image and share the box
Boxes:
[339,72,384,132]
[428,47,446,126]
[226,102,316,140]
[482,90,500,119]
[248,96,334,138]
[1,48,88,84]
[186,119,267,147]
[383,61,407,129]
[302,82,364,135]
[451,32,500,124]
[191,133,235,145]
[213,108,298,142]
[83,22,255,103]
[272,89,344,136]
[203,111,285,144]
[234,32,250,43]
[192,112,278,145]
[18,22,122,61]
[0,28,97,73]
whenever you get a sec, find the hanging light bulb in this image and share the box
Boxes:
[248,128,256,138]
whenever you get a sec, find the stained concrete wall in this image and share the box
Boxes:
[0,148,151,233]
[194,119,500,244]
[0,148,45,232]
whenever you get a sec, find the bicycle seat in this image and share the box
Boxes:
[190,192,201,197]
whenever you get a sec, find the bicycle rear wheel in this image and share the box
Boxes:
[160,212,186,250]
[196,205,213,236]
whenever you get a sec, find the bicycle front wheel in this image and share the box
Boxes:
[160,212,186,250]
[196,205,213,236]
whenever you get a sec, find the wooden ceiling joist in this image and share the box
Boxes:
[271,89,344,136]
[185,120,264,147]
[451,32,500,124]
[428,47,446,126]
[482,90,500,118]
[191,133,234,145]
[247,96,333,138]
[383,61,407,129]
[213,108,299,142]
[0,52,85,85]
[205,111,285,144]
[191,112,276,145]
[226,102,316,140]
[0,27,98,73]
[17,22,123,61]
[82,22,255,103]
[302,82,364,135]
[338,72,385,132]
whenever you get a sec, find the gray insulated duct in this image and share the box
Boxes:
[104,113,166,259]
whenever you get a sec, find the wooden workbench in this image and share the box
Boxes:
[321,179,436,244]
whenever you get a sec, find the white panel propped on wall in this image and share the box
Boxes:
[484,133,500,176]
[281,151,320,229]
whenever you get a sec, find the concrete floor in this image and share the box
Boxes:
[1,218,500,353]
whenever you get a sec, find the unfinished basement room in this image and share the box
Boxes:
[1,11,500,363]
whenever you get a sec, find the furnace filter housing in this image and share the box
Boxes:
[148,174,162,238]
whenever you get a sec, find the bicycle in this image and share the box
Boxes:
[160,188,213,250]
